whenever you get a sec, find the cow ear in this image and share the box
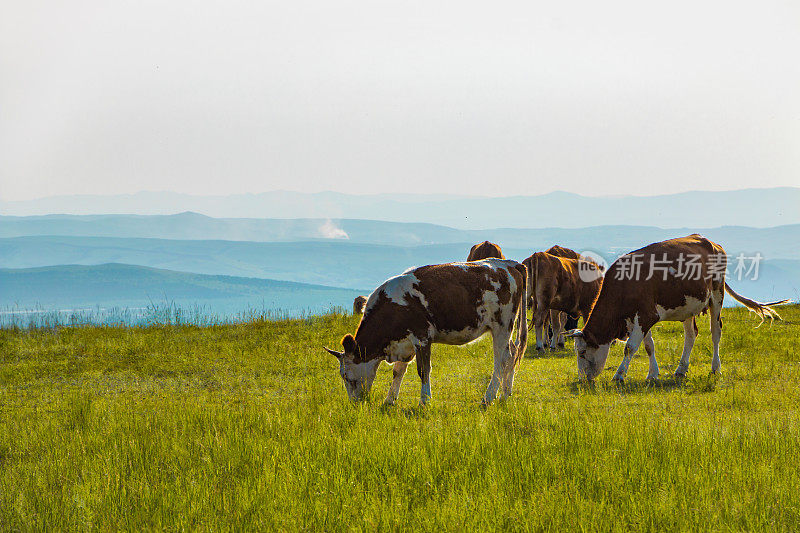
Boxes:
[324,347,344,359]
[341,334,358,354]
[563,329,583,338]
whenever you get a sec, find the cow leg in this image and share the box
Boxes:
[533,305,549,352]
[484,332,513,405]
[709,291,724,374]
[644,330,659,380]
[557,312,569,348]
[384,361,410,405]
[549,310,565,351]
[674,317,698,378]
[500,333,519,400]
[544,311,552,347]
[613,325,645,382]
[416,343,432,405]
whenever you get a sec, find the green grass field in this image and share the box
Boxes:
[1,305,799,530]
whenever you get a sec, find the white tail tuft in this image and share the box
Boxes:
[724,282,790,327]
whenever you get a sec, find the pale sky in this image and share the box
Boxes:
[1,0,799,201]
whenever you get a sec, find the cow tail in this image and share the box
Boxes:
[513,262,529,368]
[531,254,538,313]
[724,282,790,326]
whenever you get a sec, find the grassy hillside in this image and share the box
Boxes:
[0,264,364,324]
[1,305,799,530]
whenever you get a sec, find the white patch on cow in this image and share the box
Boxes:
[363,287,382,314]
[386,334,418,363]
[339,357,382,401]
[575,335,612,380]
[427,324,437,339]
[655,296,707,322]
[614,314,644,381]
[380,274,412,305]
[410,287,429,308]
[480,288,501,321]
[638,330,660,380]
[384,361,409,405]
[624,313,641,337]
[675,318,698,376]
[377,272,430,308]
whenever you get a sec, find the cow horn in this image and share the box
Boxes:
[324,347,344,359]
[563,329,584,338]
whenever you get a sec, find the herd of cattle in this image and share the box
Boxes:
[326,234,789,406]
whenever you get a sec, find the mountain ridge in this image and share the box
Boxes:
[2,187,798,228]
[1,234,797,296]
[2,213,798,251]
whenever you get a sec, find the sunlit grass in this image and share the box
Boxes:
[1,305,799,530]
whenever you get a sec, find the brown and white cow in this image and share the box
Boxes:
[353,295,367,314]
[567,234,789,381]
[523,251,604,352]
[324,259,528,406]
[530,245,604,347]
[467,241,505,261]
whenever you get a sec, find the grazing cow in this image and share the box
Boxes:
[523,251,604,352]
[467,241,505,261]
[545,244,588,332]
[545,245,580,261]
[522,245,604,348]
[353,295,367,314]
[324,259,528,406]
[567,234,789,381]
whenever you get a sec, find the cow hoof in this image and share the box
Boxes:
[612,376,625,385]
[645,375,660,383]
[673,371,687,381]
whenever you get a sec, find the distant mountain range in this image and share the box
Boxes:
[1,234,797,303]
[1,213,798,258]
[2,187,798,229]
[1,203,796,323]
[0,263,363,318]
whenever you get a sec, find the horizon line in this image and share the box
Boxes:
[2,185,799,204]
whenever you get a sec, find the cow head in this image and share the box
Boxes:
[324,334,381,401]
[565,330,611,380]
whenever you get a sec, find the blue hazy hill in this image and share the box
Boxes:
[0,236,796,305]
[0,263,364,321]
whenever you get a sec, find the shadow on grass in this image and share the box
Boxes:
[525,344,573,360]
[569,373,719,395]
[379,403,434,419]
